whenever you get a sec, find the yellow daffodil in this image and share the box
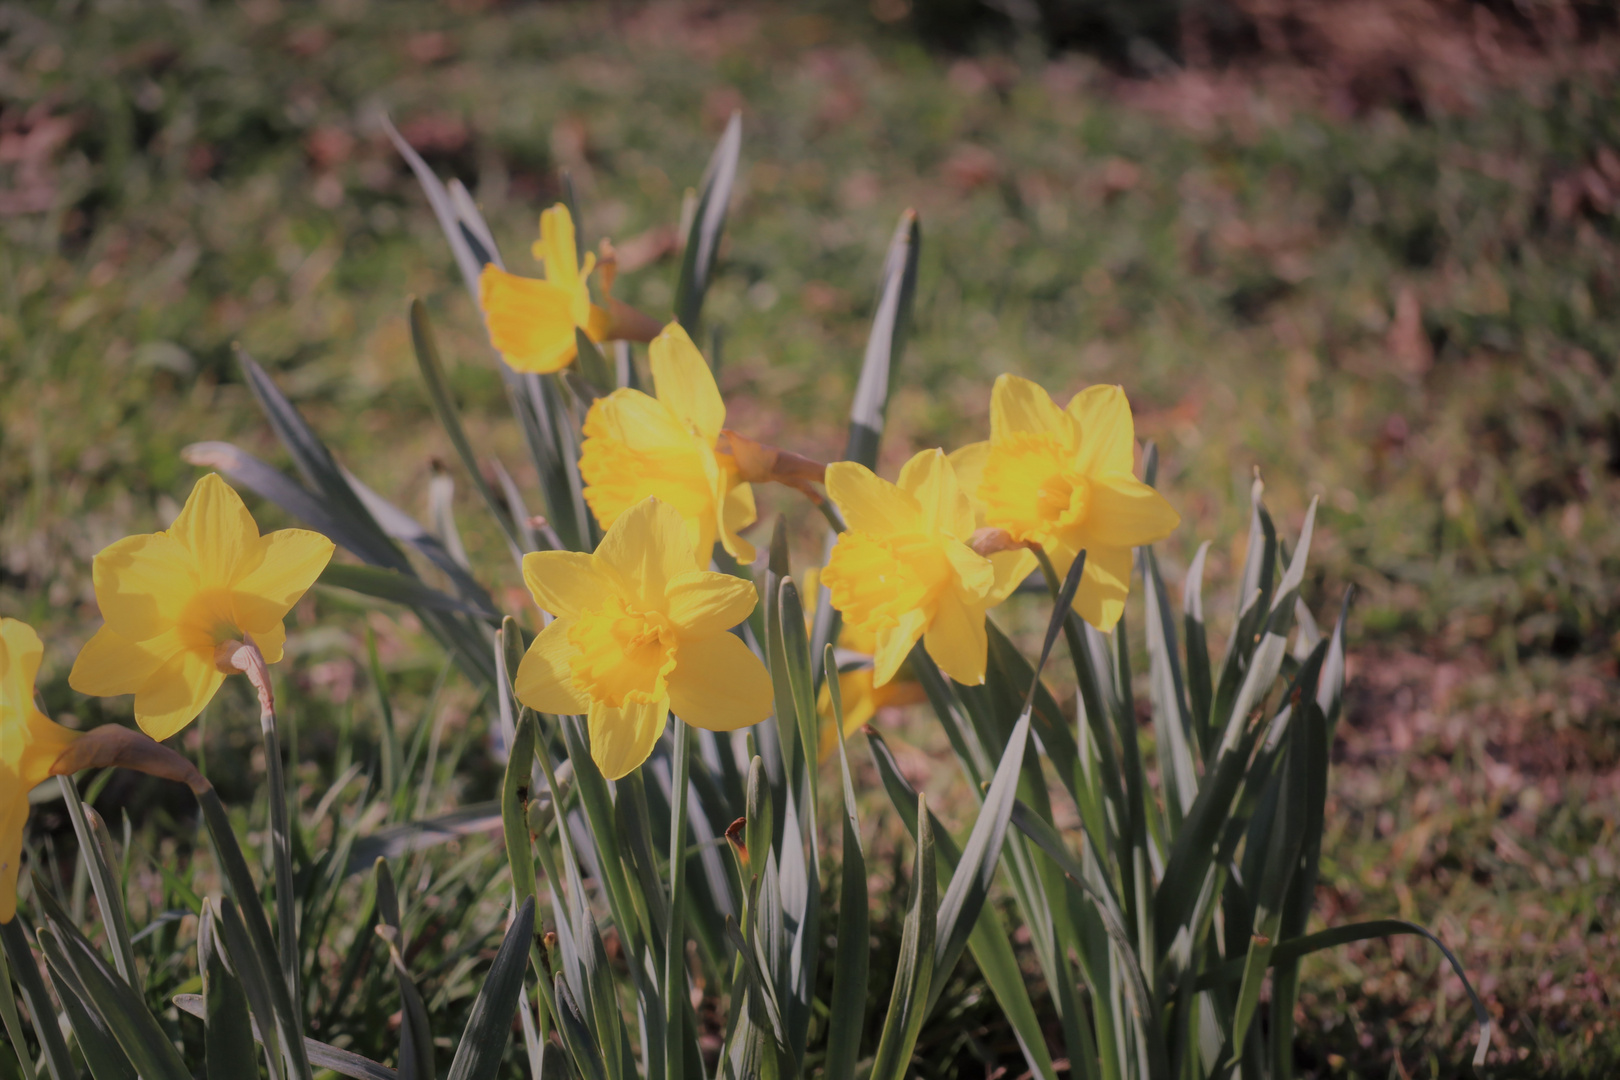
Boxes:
[68,474,335,741]
[801,568,926,759]
[579,322,757,563]
[1,619,81,922]
[950,374,1179,632]
[820,449,1036,688]
[514,497,773,780]
[478,203,667,372]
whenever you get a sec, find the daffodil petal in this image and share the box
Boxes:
[947,441,991,505]
[169,474,259,585]
[650,323,726,445]
[1067,385,1136,476]
[990,374,1068,442]
[69,625,185,698]
[479,265,580,374]
[719,480,757,563]
[924,590,989,686]
[588,698,668,780]
[134,648,226,742]
[985,548,1037,606]
[942,541,996,600]
[231,528,334,632]
[1070,545,1133,633]
[1081,475,1181,549]
[897,449,976,539]
[665,572,758,636]
[0,785,25,923]
[514,618,591,715]
[596,498,703,606]
[536,205,583,293]
[667,632,774,732]
[90,532,196,641]
[872,608,929,687]
[522,551,624,619]
[252,621,287,664]
[580,391,717,535]
[824,462,922,536]
[0,618,44,705]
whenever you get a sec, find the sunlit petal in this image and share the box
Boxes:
[90,532,197,641]
[719,480,757,563]
[69,625,185,699]
[947,441,992,505]
[231,528,334,632]
[664,572,758,636]
[1067,384,1136,476]
[650,323,726,444]
[941,541,995,601]
[667,632,774,732]
[824,462,922,535]
[1081,475,1181,549]
[990,374,1068,442]
[133,648,226,743]
[985,548,1037,606]
[522,551,625,619]
[1069,545,1133,633]
[588,698,669,780]
[924,589,989,686]
[595,498,703,607]
[872,608,929,687]
[515,618,591,716]
[168,474,259,586]
[897,449,975,539]
[479,265,580,374]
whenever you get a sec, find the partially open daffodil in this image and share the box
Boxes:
[579,322,758,563]
[1,619,81,922]
[479,204,611,373]
[514,497,773,780]
[68,474,334,741]
[950,374,1179,632]
[821,449,1035,688]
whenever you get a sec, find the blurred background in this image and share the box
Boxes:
[1,0,1616,1074]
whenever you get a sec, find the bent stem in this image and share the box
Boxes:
[55,775,139,986]
[226,637,302,1023]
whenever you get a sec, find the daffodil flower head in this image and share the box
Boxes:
[478,203,613,373]
[1,619,82,922]
[578,322,757,563]
[820,449,1036,688]
[950,374,1180,632]
[513,497,773,780]
[68,474,335,741]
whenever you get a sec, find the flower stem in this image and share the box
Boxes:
[228,636,303,1026]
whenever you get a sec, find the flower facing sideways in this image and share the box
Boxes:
[69,474,335,741]
[1,619,81,922]
[820,449,1035,688]
[579,322,758,563]
[478,203,660,373]
[514,498,773,780]
[950,374,1179,632]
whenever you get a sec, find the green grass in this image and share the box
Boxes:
[2,0,1617,1074]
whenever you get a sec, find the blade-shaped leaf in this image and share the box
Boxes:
[674,111,741,331]
[445,897,536,1080]
[844,208,920,469]
[867,796,935,1080]
[822,646,869,1080]
[200,903,257,1080]
[173,994,400,1080]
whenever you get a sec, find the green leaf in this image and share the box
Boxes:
[35,914,190,1080]
[931,710,1029,1011]
[554,973,609,1080]
[664,722,693,1080]
[55,781,137,985]
[445,897,536,1080]
[212,896,290,1080]
[173,994,401,1080]
[382,113,490,304]
[777,577,819,847]
[0,921,46,1080]
[822,646,869,1080]
[1182,540,1215,755]
[674,111,741,331]
[200,903,258,1080]
[844,209,920,469]
[1194,918,1493,1068]
[375,859,434,1080]
[501,713,538,910]
[867,795,936,1080]
[32,918,138,1080]
[408,299,526,560]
